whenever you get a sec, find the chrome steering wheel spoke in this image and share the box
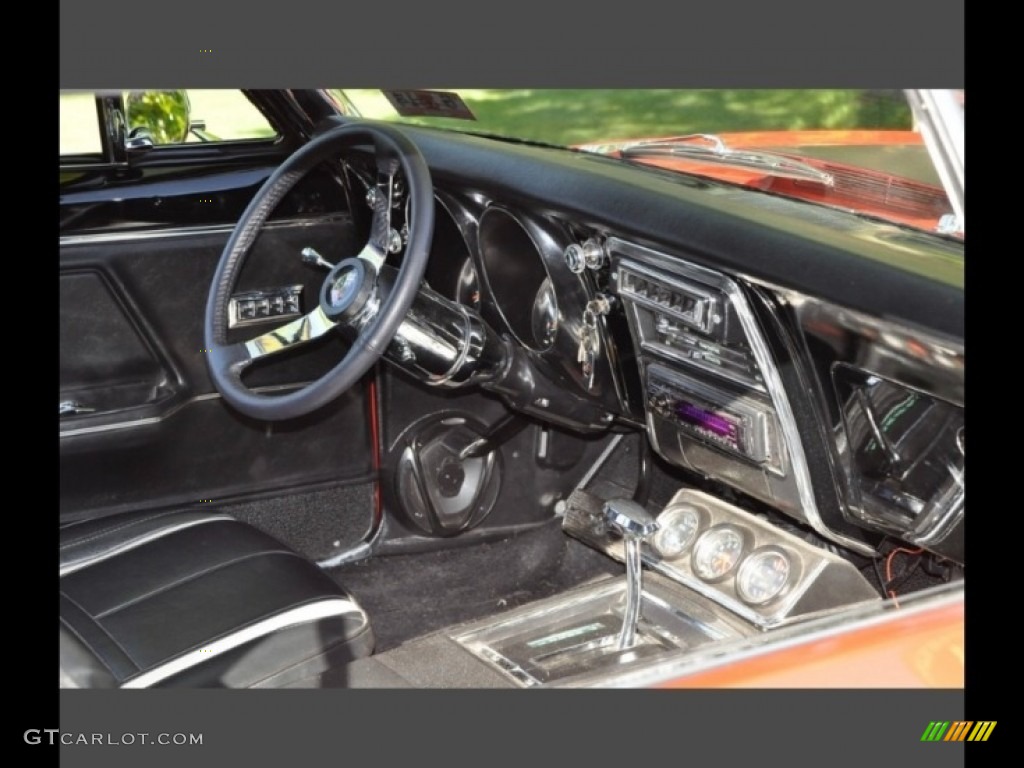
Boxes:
[204,122,434,421]
[242,305,337,361]
[215,306,337,376]
[357,242,386,272]
[366,143,402,262]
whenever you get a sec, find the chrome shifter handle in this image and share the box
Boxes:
[605,499,658,539]
[603,499,658,650]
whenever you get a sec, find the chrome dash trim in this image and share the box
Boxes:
[120,598,368,689]
[726,270,875,556]
[59,214,352,247]
[607,238,875,556]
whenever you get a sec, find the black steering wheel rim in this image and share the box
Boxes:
[204,121,434,420]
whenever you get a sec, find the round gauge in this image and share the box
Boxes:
[531,277,559,350]
[736,547,795,605]
[651,504,704,559]
[424,198,480,311]
[478,207,559,352]
[691,525,747,582]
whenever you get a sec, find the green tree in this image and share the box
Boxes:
[125,91,190,144]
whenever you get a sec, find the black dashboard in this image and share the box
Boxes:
[336,120,965,566]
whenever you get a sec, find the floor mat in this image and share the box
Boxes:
[329,518,621,652]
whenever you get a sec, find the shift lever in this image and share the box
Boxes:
[603,499,659,650]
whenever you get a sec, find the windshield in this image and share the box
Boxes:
[333,89,964,238]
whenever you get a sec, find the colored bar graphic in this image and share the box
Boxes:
[944,721,970,741]
[922,721,996,742]
[967,722,997,742]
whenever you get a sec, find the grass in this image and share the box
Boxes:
[342,89,911,146]
[62,89,912,156]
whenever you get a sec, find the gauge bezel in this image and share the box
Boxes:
[651,502,707,560]
[735,545,800,606]
[423,195,480,310]
[691,523,750,583]
[477,206,559,353]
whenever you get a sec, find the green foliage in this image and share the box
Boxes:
[343,89,913,147]
[126,91,190,144]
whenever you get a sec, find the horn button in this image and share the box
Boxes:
[320,258,375,322]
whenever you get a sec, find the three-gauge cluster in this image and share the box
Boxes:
[649,501,798,606]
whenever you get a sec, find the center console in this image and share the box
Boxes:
[453,572,750,687]
[439,239,888,687]
[450,482,878,687]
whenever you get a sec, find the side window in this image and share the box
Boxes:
[60,90,279,162]
[126,89,278,145]
[59,91,103,157]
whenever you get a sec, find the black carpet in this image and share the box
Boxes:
[223,481,375,562]
[329,519,621,652]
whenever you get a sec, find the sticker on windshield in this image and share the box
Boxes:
[383,90,476,120]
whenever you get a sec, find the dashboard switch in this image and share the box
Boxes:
[228,286,304,329]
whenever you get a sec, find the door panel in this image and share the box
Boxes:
[60,269,176,417]
[59,216,375,521]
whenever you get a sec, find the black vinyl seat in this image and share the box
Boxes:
[59,509,374,688]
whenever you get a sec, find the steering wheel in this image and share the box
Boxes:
[204,122,434,421]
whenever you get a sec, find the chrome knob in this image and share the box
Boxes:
[564,244,586,274]
[604,499,658,539]
[564,239,606,274]
[301,247,335,271]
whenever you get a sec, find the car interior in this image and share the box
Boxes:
[59,94,965,688]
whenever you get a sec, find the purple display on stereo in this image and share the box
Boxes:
[674,401,738,440]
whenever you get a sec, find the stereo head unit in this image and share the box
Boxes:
[646,364,785,475]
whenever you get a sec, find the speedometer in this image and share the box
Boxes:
[691,525,747,582]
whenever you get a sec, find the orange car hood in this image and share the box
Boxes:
[578,131,952,233]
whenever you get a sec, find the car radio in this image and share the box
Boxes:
[646,363,783,474]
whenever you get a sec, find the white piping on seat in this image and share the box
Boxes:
[120,598,369,688]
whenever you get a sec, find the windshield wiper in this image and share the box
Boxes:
[617,134,835,187]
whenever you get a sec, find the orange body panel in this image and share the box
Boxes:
[659,598,964,688]
[583,130,947,232]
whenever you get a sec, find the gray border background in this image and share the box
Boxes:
[59,0,965,86]
[55,690,966,767]
[56,1,969,765]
